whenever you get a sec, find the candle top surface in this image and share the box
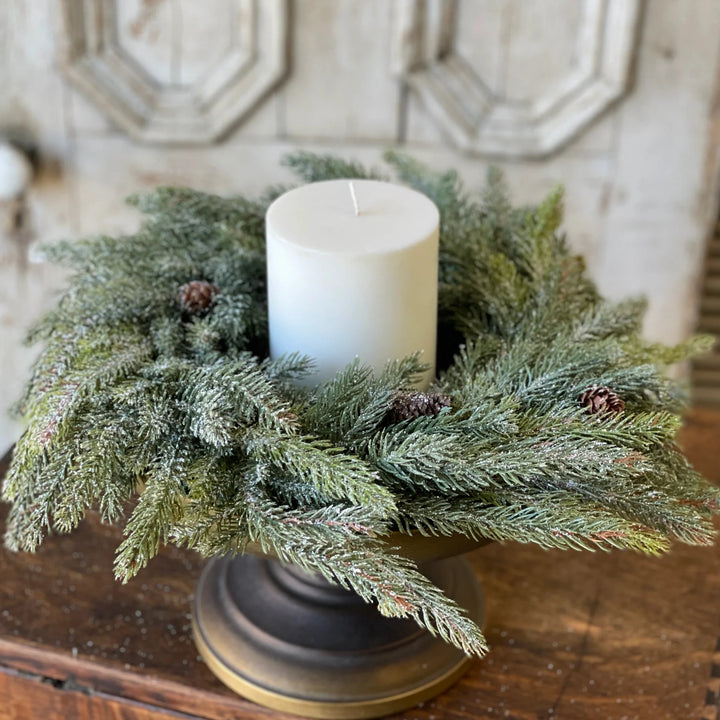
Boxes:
[266,179,439,256]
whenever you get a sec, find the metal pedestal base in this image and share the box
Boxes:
[192,553,484,719]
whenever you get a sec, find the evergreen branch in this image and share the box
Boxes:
[396,492,669,554]
[571,298,647,343]
[260,352,316,384]
[244,432,397,515]
[128,186,267,250]
[241,477,487,656]
[283,152,386,183]
[365,429,494,494]
[184,356,298,447]
[4,328,154,505]
[114,448,191,582]
[302,355,426,444]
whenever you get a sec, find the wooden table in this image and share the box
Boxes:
[0,410,718,720]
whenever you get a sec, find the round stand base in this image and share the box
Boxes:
[192,553,484,719]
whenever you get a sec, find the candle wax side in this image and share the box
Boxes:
[266,179,440,389]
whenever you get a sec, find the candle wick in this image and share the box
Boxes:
[348,181,360,216]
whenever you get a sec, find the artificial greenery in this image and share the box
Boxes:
[3,151,719,657]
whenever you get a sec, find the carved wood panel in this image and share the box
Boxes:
[58,0,288,144]
[393,0,642,158]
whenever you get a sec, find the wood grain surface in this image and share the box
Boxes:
[0,409,718,720]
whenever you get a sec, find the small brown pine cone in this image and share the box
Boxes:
[386,390,452,424]
[578,385,625,415]
[178,280,220,317]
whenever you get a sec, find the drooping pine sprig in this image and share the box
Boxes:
[3,151,718,658]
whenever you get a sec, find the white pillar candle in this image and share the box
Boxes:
[266,179,439,388]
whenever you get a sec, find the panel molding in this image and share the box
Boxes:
[57,0,288,144]
[393,0,642,158]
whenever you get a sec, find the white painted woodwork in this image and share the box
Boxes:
[393,0,642,158]
[58,0,288,143]
[1,0,720,450]
[281,0,401,140]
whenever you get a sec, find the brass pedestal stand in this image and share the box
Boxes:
[192,548,484,719]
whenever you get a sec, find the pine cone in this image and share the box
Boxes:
[386,390,452,424]
[578,385,625,415]
[178,280,220,317]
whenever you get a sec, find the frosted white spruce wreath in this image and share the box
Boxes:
[3,152,719,656]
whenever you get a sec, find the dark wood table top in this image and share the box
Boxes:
[0,409,718,720]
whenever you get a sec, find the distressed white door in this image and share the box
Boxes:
[1,0,720,450]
